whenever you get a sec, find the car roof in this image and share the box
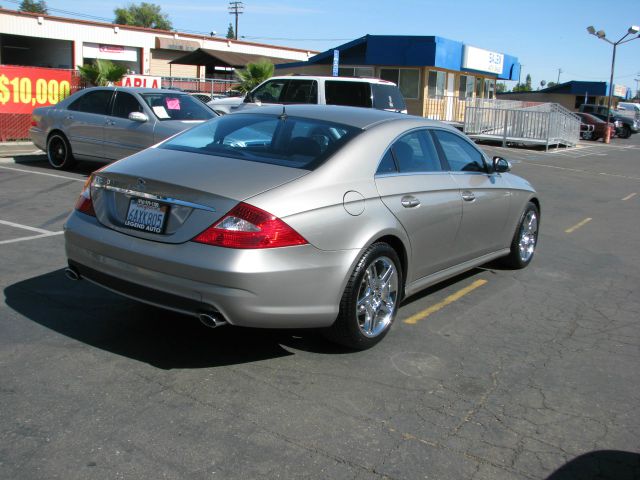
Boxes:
[269,75,397,85]
[81,86,187,95]
[229,104,447,130]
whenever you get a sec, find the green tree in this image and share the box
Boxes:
[235,59,275,93]
[78,59,127,87]
[114,2,172,30]
[546,81,557,88]
[226,22,235,40]
[19,0,48,14]
[525,74,532,91]
[496,82,507,93]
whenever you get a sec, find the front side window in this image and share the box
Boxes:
[140,93,215,121]
[111,91,143,118]
[381,68,420,99]
[390,130,442,173]
[249,80,318,104]
[160,113,361,170]
[431,130,486,173]
[325,81,371,108]
[68,90,113,115]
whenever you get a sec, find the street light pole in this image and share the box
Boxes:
[586,25,640,143]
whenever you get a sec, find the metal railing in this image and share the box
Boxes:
[463,101,581,150]
[161,76,239,96]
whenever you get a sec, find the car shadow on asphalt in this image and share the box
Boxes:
[12,155,100,177]
[545,450,640,480]
[4,269,353,370]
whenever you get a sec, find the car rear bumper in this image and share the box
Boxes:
[29,127,46,152]
[64,211,359,328]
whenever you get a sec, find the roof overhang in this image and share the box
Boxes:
[169,48,296,68]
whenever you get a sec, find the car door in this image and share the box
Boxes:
[430,129,511,263]
[103,90,155,160]
[64,89,113,158]
[375,129,463,282]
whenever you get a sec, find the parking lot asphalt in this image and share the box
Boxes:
[1,137,639,479]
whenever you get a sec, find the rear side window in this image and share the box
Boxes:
[431,130,486,173]
[391,130,442,173]
[372,84,406,111]
[68,90,113,114]
[160,113,361,170]
[325,81,372,108]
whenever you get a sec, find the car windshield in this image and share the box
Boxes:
[159,112,362,170]
[140,93,215,121]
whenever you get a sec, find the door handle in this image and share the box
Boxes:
[461,190,475,202]
[401,196,420,208]
[65,115,73,120]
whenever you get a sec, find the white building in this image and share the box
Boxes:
[0,8,313,78]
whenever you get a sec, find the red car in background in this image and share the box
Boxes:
[576,112,616,141]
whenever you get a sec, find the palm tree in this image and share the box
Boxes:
[235,59,274,94]
[78,59,127,87]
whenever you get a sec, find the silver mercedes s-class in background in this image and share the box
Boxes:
[64,105,539,350]
[30,87,217,170]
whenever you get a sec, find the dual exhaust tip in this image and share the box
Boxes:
[64,266,227,329]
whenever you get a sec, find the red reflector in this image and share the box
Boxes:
[74,176,95,217]
[192,202,307,249]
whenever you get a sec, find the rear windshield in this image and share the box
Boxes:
[140,93,215,121]
[372,84,406,111]
[159,112,362,170]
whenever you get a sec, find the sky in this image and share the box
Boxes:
[13,0,640,91]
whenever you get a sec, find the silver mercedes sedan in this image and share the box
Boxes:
[64,105,540,350]
[30,87,217,170]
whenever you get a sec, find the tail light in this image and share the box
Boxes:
[74,175,96,217]
[192,202,307,249]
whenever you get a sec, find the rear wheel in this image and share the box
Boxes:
[324,243,402,350]
[47,133,76,170]
[500,202,539,269]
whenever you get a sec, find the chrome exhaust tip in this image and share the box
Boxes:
[198,312,227,329]
[64,267,80,281]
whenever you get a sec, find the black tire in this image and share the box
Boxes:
[500,202,539,269]
[324,242,403,350]
[47,132,76,170]
[618,125,631,139]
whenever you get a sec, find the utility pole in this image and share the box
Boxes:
[228,1,244,40]
[557,68,562,84]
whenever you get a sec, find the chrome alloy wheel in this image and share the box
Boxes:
[356,256,399,338]
[518,210,538,262]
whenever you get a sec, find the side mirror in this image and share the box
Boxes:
[493,156,511,173]
[128,112,148,122]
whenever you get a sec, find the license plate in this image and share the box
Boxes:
[124,198,168,234]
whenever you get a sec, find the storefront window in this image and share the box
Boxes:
[380,68,420,99]
[427,70,445,98]
[484,79,496,99]
[458,75,475,98]
[338,66,375,78]
[475,78,484,98]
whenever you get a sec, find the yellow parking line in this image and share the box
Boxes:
[403,279,487,325]
[565,217,592,234]
[622,193,637,201]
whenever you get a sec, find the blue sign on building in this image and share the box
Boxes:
[332,49,339,76]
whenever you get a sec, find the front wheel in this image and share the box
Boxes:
[618,125,631,139]
[500,202,539,269]
[324,243,402,350]
[47,133,76,170]
[581,130,593,140]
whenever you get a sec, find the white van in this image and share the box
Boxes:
[208,76,407,115]
[616,102,640,120]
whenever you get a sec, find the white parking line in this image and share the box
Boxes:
[0,220,64,245]
[0,165,85,182]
